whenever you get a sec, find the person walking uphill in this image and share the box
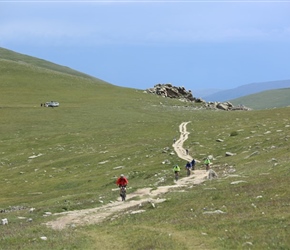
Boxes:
[191,159,196,170]
[116,174,128,187]
[116,174,128,200]
[204,157,211,171]
[185,161,192,176]
[173,164,181,181]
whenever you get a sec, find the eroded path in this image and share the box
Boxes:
[46,122,207,230]
[173,121,193,162]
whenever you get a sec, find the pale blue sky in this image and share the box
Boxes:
[1,1,290,94]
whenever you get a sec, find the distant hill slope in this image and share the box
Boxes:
[192,88,224,98]
[202,79,290,102]
[0,47,104,81]
[230,88,290,110]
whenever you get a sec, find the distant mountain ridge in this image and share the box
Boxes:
[202,80,290,102]
[192,88,224,98]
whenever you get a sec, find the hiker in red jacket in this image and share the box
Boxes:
[116,174,128,200]
[116,174,128,187]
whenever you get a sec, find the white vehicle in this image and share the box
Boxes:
[46,101,59,107]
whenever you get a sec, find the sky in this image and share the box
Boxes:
[1,0,290,94]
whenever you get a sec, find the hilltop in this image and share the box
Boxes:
[0,48,289,249]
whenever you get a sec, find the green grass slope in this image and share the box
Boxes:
[0,49,289,249]
[0,47,101,80]
[230,88,290,110]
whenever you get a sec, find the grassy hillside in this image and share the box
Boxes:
[230,88,290,110]
[0,47,100,80]
[1,49,289,249]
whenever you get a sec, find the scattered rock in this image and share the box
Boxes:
[113,166,124,170]
[1,218,8,225]
[205,101,251,111]
[217,102,231,110]
[203,210,226,214]
[1,205,26,213]
[245,151,259,159]
[162,147,170,152]
[28,153,43,159]
[130,210,146,214]
[98,160,109,165]
[162,159,170,165]
[231,180,247,185]
[208,169,218,179]
[243,242,253,246]
[259,173,270,175]
[208,155,214,160]
[148,200,156,208]
[269,158,277,162]
[225,152,235,156]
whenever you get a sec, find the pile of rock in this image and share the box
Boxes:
[146,83,251,111]
[205,102,251,111]
[146,83,199,102]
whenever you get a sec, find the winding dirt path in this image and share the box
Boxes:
[173,121,193,162]
[46,122,207,230]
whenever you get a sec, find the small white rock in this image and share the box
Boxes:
[1,218,8,225]
[29,208,35,213]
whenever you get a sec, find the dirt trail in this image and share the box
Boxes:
[173,121,193,162]
[46,122,208,230]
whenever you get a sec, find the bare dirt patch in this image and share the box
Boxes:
[46,121,208,230]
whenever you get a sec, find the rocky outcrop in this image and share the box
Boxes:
[146,83,251,111]
[205,102,251,111]
[146,83,197,102]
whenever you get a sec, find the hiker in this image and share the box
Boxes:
[116,174,128,201]
[204,157,211,171]
[191,158,196,170]
[185,161,192,170]
[116,174,128,188]
[185,161,192,176]
[173,165,181,181]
